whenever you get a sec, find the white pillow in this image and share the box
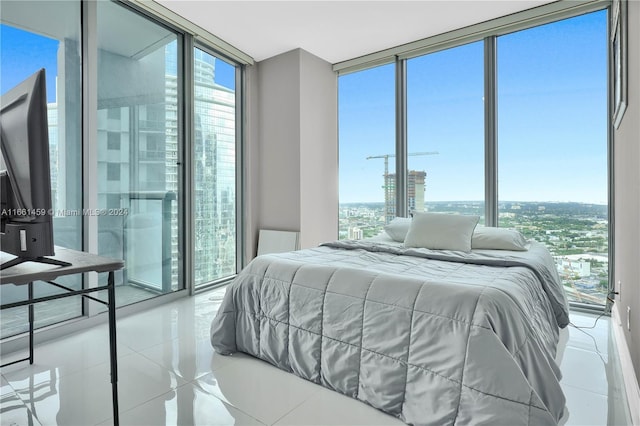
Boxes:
[384,217,412,242]
[472,226,529,251]
[403,212,479,252]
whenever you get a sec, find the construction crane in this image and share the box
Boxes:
[367,152,439,222]
[366,152,439,177]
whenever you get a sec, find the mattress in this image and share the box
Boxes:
[210,239,569,425]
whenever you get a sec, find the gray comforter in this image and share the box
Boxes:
[210,240,569,425]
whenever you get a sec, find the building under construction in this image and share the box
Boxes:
[366,152,436,224]
[383,171,426,223]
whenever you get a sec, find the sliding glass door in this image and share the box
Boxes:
[97,0,183,304]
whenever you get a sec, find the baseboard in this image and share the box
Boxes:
[611,303,640,426]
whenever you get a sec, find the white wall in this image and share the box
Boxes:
[257,49,302,232]
[613,0,640,390]
[299,50,338,249]
[242,64,261,265]
[244,48,338,260]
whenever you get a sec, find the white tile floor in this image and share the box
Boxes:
[0,286,634,426]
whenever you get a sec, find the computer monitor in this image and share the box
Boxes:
[0,68,69,270]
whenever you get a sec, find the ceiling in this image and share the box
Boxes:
[155,0,558,64]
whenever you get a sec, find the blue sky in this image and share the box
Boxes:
[339,10,608,205]
[1,25,59,102]
[2,9,607,205]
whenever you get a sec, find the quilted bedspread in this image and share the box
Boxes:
[210,240,569,425]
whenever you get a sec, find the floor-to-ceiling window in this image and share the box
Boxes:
[0,1,244,338]
[0,1,82,338]
[97,0,183,305]
[338,8,609,308]
[497,11,608,306]
[407,42,485,220]
[193,47,237,287]
[339,64,395,239]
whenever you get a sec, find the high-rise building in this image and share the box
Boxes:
[47,103,59,213]
[383,170,426,223]
[193,49,237,284]
[408,171,426,214]
[348,227,364,240]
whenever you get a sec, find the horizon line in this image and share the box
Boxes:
[339,200,608,206]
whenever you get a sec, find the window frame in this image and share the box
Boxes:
[191,41,243,290]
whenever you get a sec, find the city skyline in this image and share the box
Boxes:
[339,200,609,305]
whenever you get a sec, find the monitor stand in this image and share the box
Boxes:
[1,256,72,271]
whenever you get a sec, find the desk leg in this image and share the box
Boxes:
[28,281,34,364]
[107,271,119,426]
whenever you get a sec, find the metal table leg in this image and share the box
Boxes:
[28,281,34,364]
[107,271,119,425]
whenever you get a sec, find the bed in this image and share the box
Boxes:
[210,215,570,425]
